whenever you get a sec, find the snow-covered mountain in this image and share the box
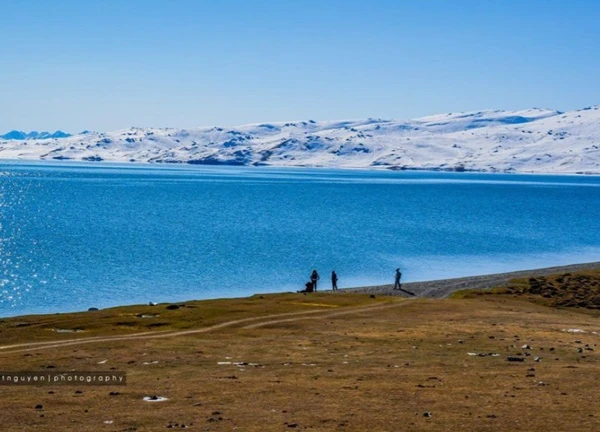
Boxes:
[0,130,71,140]
[1,107,599,174]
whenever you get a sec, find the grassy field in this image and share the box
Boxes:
[0,272,599,431]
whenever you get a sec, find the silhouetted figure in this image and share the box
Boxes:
[311,269,320,291]
[305,281,314,292]
[297,281,314,293]
[394,268,402,290]
[331,271,338,291]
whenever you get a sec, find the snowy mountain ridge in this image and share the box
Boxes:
[0,130,71,140]
[1,106,599,174]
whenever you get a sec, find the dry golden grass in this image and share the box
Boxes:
[0,286,599,431]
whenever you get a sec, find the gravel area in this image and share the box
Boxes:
[342,261,600,298]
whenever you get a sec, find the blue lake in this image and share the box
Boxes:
[1,161,600,317]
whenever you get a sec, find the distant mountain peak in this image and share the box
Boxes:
[0,130,72,140]
[1,130,27,140]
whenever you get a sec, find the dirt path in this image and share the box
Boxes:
[0,301,405,355]
[344,261,600,298]
[243,301,409,329]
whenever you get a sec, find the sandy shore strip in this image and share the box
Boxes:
[343,261,600,298]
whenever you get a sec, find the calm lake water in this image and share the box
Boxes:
[1,161,600,317]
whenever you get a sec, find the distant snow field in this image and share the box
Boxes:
[1,106,599,174]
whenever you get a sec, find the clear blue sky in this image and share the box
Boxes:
[1,0,599,132]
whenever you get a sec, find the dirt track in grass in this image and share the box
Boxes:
[0,301,407,355]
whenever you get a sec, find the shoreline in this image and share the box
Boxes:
[3,261,600,320]
[344,261,600,298]
[1,158,599,176]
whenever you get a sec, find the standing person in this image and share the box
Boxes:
[394,268,402,290]
[310,269,320,292]
[331,271,338,291]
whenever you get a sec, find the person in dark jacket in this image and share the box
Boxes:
[297,281,313,293]
[331,271,338,291]
[394,268,402,290]
[310,269,320,291]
